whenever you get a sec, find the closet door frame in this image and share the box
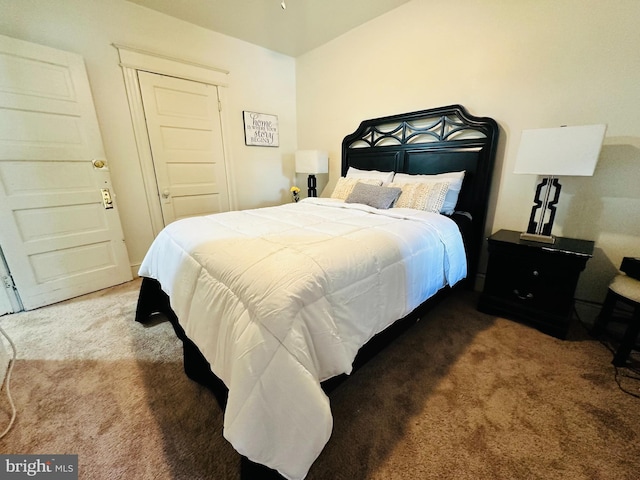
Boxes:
[114,44,236,237]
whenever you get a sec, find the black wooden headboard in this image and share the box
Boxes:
[341,104,499,285]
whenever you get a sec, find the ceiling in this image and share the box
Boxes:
[125,0,411,57]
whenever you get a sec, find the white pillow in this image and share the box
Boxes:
[346,167,395,185]
[330,177,383,200]
[390,181,450,213]
[392,171,465,215]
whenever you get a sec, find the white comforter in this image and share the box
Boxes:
[138,198,466,480]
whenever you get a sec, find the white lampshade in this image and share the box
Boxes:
[514,124,607,176]
[295,150,329,174]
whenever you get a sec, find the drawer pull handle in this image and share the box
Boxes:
[513,289,534,300]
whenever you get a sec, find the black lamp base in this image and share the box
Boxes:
[307,174,318,197]
[522,176,561,244]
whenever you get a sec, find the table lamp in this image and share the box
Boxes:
[295,150,329,197]
[513,124,606,244]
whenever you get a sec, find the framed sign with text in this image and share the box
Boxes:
[243,111,279,147]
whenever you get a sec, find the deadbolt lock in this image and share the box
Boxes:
[101,188,114,209]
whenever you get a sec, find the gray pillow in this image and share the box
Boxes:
[344,182,402,209]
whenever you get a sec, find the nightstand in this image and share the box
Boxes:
[478,229,594,339]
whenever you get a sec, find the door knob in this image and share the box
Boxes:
[92,159,106,169]
[162,190,170,198]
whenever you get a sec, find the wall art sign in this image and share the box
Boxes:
[243,111,279,147]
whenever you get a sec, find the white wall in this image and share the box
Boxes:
[296,0,640,302]
[0,0,297,271]
[2,0,638,304]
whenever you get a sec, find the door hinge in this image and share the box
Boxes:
[2,274,15,290]
[218,100,222,112]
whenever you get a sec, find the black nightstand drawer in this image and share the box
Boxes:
[478,230,594,338]
[485,250,580,314]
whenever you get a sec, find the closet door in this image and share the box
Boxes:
[138,71,230,225]
[0,34,132,310]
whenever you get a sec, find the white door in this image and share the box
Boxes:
[0,293,11,316]
[0,250,17,315]
[138,71,230,225]
[0,34,132,311]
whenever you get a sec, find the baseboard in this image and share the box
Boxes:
[130,263,141,279]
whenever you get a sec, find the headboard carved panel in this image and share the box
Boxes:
[341,104,499,286]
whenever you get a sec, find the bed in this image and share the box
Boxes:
[135,104,499,480]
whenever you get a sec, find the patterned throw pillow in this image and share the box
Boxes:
[390,181,450,212]
[344,182,402,209]
[392,171,465,214]
[330,177,383,200]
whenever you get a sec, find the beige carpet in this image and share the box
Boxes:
[0,279,639,479]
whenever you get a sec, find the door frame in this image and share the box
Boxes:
[114,44,236,237]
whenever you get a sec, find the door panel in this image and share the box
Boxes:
[138,71,230,224]
[0,249,18,315]
[0,34,132,310]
